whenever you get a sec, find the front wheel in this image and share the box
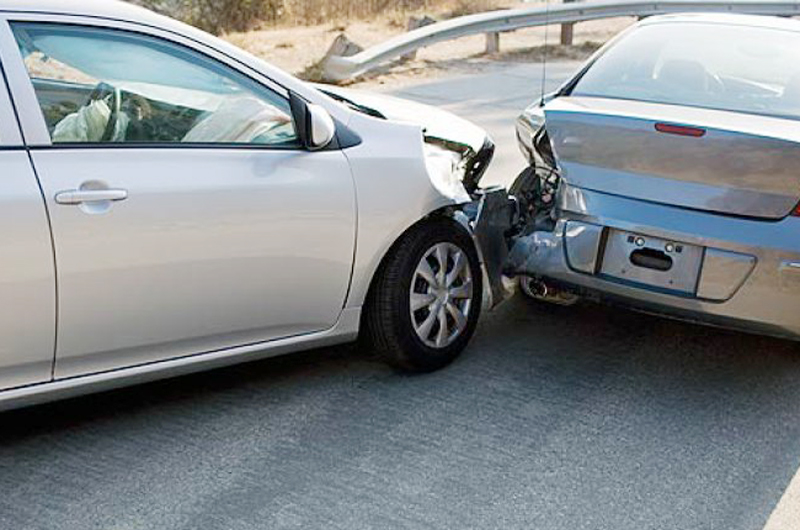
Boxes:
[364,219,483,373]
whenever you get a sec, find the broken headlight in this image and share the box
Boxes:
[424,135,494,199]
[423,140,471,203]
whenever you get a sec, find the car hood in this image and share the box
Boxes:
[316,84,488,153]
[316,84,494,195]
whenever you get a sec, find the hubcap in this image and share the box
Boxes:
[410,242,473,349]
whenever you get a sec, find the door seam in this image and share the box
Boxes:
[0,48,59,381]
[24,149,59,381]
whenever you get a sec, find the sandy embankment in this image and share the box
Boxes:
[223,5,635,88]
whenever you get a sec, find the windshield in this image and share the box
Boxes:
[571,22,800,120]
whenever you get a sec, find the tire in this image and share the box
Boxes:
[364,218,483,373]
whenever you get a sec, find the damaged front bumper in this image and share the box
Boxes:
[466,182,574,310]
[465,162,565,309]
[468,186,516,308]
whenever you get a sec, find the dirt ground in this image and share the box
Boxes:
[222,3,635,88]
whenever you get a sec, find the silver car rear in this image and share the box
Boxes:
[509,13,800,339]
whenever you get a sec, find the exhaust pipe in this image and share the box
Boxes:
[519,276,579,306]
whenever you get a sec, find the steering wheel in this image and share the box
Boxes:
[85,82,122,142]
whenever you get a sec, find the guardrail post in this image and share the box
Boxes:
[560,0,576,45]
[404,15,437,61]
[485,32,500,53]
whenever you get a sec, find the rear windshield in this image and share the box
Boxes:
[571,22,800,120]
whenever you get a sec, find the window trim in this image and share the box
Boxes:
[0,45,23,146]
[0,14,304,150]
[26,141,304,152]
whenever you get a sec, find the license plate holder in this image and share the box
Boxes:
[599,229,703,294]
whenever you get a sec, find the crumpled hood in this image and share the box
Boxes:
[315,84,494,194]
[315,84,488,154]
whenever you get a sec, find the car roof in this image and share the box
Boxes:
[0,0,257,77]
[0,0,189,34]
[0,0,159,21]
[638,12,800,32]
[0,0,357,125]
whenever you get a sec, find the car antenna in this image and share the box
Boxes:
[539,0,550,106]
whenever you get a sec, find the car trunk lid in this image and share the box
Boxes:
[544,96,800,219]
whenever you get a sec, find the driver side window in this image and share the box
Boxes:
[12,23,298,147]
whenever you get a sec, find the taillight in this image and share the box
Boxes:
[655,122,706,138]
[792,203,800,217]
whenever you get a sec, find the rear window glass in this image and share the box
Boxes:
[571,22,800,120]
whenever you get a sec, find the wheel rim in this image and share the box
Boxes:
[409,242,474,349]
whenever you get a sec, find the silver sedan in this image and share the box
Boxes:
[510,13,800,341]
[0,0,500,410]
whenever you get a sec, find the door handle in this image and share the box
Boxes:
[55,188,128,205]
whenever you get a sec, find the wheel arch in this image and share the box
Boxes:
[349,206,474,321]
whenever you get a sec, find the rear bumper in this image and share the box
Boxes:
[507,184,800,340]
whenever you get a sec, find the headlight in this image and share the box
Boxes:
[423,142,471,203]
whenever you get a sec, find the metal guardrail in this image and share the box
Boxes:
[322,0,800,82]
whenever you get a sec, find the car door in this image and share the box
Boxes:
[0,59,56,390]
[0,18,356,378]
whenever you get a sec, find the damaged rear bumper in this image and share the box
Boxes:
[504,182,800,340]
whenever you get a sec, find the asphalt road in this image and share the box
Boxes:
[2,63,800,530]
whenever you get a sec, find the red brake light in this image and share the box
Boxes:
[793,203,800,217]
[655,123,706,138]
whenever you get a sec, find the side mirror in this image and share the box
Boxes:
[307,104,336,150]
[290,92,336,151]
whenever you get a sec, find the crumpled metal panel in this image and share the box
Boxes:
[472,186,515,308]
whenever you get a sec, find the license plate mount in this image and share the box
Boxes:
[599,229,704,294]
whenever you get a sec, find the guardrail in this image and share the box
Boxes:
[322,0,800,82]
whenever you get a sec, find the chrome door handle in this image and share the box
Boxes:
[55,189,128,205]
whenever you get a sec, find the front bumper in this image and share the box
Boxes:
[506,183,800,340]
[470,186,516,308]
